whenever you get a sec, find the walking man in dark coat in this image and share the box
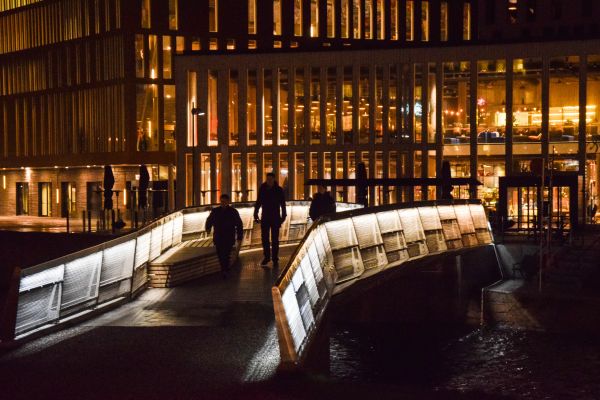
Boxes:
[309,185,336,221]
[254,173,287,267]
[205,194,244,278]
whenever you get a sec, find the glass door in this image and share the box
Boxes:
[16,182,29,215]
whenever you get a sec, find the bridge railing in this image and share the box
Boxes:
[272,200,493,366]
[11,201,360,340]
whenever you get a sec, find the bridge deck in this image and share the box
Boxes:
[0,246,295,399]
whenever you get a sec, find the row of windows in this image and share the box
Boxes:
[0,0,121,55]
[138,0,470,46]
[184,57,600,158]
[0,35,124,96]
[0,85,126,158]
[0,0,40,13]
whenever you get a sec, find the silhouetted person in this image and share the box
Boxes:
[254,173,287,267]
[309,185,336,221]
[206,194,243,278]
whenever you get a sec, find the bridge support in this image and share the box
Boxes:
[0,266,20,347]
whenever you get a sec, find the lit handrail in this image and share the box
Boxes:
[11,201,361,340]
[272,200,493,366]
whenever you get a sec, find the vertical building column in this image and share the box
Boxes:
[382,64,390,146]
[506,58,514,176]
[257,67,264,147]
[197,69,208,206]
[289,68,297,146]
[287,151,295,200]
[470,57,478,197]
[336,65,344,145]
[369,65,377,204]
[304,65,311,146]
[320,67,327,145]
[240,68,249,202]
[274,67,281,147]
[175,64,188,209]
[580,53,588,224]
[435,62,443,181]
[406,62,415,202]
[218,69,231,197]
[352,64,360,145]
[542,56,550,161]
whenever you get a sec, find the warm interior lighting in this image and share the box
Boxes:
[123,188,127,206]
[2,175,5,190]
[56,188,60,204]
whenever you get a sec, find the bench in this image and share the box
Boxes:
[148,238,239,288]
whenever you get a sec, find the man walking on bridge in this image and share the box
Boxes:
[254,173,287,268]
[206,194,243,278]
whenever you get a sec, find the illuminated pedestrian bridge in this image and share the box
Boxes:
[3,200,493,371]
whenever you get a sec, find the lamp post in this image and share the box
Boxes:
[191,105,205,207]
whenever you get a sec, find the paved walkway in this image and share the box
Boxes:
[0,246,295,399]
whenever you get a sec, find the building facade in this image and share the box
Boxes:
[175,39,600,228]
[1,0,600,227]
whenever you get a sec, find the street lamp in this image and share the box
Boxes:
[191,105,205,207]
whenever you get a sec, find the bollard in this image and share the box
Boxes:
[66,213,70,233]
[87,210,92,233]
[134,210,138,229]
[111,209,116,233]
[82,210,86,233]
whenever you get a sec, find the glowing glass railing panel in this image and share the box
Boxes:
[100,240,136,286]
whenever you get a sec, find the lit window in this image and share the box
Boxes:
[406,1,414,41]
[163,36,172,79]
[274,0,282,35]
[141,0,151,28]
[274,40,282,48]
[168,0,178,30]
[148,35,158,79]
[311,0,319,37]
[209,0,218,33]
[390,0,398,40]
[191,38,201,51]
[377,0,384,39]
[248,0,257,34]
[353,0,361,38]
[176,36,185,53]
[365,0,372,39]
[248,39,257,49]
[463,2,471,40]
[294,0,302,36]
[341,0,350,38]
[290,41,299,48]
[421,1,429,41]
[327,0,335,38]
[135,34,144,78]
[227,39,236,50]
[209,38,218,50]
[440,1,448,41]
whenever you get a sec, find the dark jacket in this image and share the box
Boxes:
[309,192,336,221]
[205,206,244,244]
[254,182,287,223]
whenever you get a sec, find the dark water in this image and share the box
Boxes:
[329,323,600,399]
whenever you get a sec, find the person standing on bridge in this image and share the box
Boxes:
[254,173,287,268]
[309,185,336,222]
[206,194,244,278]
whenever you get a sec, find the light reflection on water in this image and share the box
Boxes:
[330,324,600,399]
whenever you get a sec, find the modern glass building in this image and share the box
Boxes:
[1,0,600,229]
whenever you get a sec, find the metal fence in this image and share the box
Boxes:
[272,200,494,365]
[13,201,361,339]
